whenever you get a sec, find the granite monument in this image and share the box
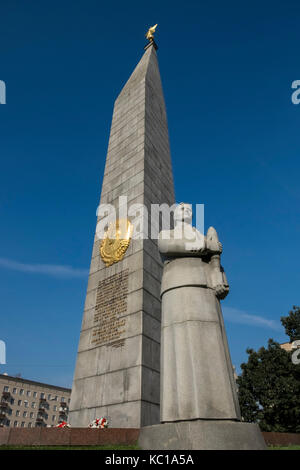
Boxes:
[69,27,175,428]
[138,204,266,449]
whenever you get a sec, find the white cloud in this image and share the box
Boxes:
[0,257,89,279]
[223,306,281,331]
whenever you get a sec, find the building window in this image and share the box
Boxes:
[33,392,37,398]
[24,400,28,408]
[40,393,45,399]
[28,422,32,428]
[6,420,10,427]
[48,394,51,400]
[16,410,20,417]
[13,388,17,394]
[30,412,34,418]
[14,421,18,427]
[52,415,56,422]
[10,398,14,405]
[53,405,57,411]
[32,402,36,408]
[20,389,24,395]
[61,397,65,402]
[23,411,27,418]
[21,422,25,427]
[3,386,9,392]
[17,400,22,406]
[26,390,31,397]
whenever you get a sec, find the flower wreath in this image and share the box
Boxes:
[88,417,109,429]
[56,421,70,428]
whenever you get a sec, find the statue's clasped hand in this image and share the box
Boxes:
[214,284,229,300]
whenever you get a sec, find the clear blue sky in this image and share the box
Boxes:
[0,0,299,387]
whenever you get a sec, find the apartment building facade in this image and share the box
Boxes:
[0,374,71,428]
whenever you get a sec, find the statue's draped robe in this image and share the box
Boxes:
[160,256,241,422]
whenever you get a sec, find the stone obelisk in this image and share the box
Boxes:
[69,37,175,427]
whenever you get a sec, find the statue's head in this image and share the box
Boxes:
[174,203,193,224]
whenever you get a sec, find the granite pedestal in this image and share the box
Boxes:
[138,420,267,450]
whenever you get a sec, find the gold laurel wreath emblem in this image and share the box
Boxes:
[100,219,133,267]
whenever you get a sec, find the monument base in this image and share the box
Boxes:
[138,420,266,450]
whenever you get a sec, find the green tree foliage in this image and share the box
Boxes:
[281,306,300,342]
[237,307,300,432]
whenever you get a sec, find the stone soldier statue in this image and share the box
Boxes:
[158,203,241,423]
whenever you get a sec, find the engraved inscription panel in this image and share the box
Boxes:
[91,269,129,348]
